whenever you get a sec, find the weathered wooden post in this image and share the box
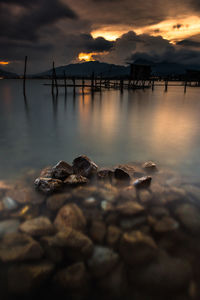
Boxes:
[23,56,28,97]
[63,71,67,96]
[82,78,85,94]
[72,77,76,95]
[120,79,124,93]
[184,81,187,93]
[165,80,168,92]
[91,72,94,92]
[53,62,58,96]
[152,80,155,91]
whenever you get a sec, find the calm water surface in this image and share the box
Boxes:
[0,79,200,180]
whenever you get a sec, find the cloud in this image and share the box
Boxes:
[0,0,77,41]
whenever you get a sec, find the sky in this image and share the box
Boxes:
[1,0,200,73]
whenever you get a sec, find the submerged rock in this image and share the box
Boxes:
[142,161,158,172]
[54,262,90,290]
[73,155,98,178]
[119,216,147,230]
[2,196,18,211]
[83,197,98,208]
[34,177,63,194]
[120,231,157,266]
[52,160,73,180]
[116,201,145,216]
[106,225,122,249]
[97,168,114,180]
[7,261,54,294]
[19,216,55,237]
[7,187,45,205]
[129,252,192,294]
[152,216,179,233]
[40,166,53,178]
[175,203,200,234]
[41,227,93,260]
[46,193,71,211]
[114,168,130,181]
[64,174,88,186]
[0,219,20,238]
[89,220,106,244]
[54,203,86,232]
[87,246,119,278]
[133,176,152,189]
[0,233,43,262]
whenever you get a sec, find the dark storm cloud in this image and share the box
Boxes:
[80,34,114,52]
[177,39,200,48]
[0,0,77,41]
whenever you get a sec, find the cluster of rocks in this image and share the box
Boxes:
[0,155,200,299]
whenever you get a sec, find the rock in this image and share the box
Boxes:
[114,168,130,181]
[175,204,200,234]
[116,201,145,216]
[7,261,54,294]
[52,160,73,180]
[83,197,98,208]
[98,185,118,203]
[153,217,179,233]
[64,174,88,186]
[54,203,86,232]
[97,168,114,180]
[101,200,114,212]
[120,231,157,266]
[2,196,18,211]
[129,252,192,294]
[184,184,200,201]
[106,225,122,249]
[119,216,147,230]
[133,176,152,189]
[6,187,45,205]
[40,166,53,178]
[0,219,20,238]
[116,164,136,177]
[142,161,158,172]
[43,245,63,264]
[149,206,170,219]
[117,186,137,202]
[138,190,152,204]
[89,220,106,244]
[41,227,93,260]
[34,178,63,194]
[87,246,119,278]
[73,155,98,178]
[19,216,55,237]
[46,193,71,211]
[97,263,127,298]
[72,186,97,200]
[0,233,43,262]
[54,262,90,290]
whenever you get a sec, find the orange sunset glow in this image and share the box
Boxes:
[91,15,200,43]
[78,52,107,62]
[0,61,10,65]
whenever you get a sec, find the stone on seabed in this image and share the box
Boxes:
[52,160,73,180]
[142,161,158,172]
[19,216,55,237]
[41,227,93,260]
[87,246,119,278]
[46,193,71,211]
[133,176,152,189]
[73,155,98,178]
[54,203,86,232]
[7,261,54,294]
[0,219,20,238]
[114,168,131,181]
[175,203,200,234]
[120,231,157,266]
[35,177,63,194]
[64,174,88,185]
[0,233,43,262]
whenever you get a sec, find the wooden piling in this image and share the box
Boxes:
[23,56,28,97]
[63,71,67,96]
[184,81,187,93]
[82,78,85,94]
[53,62,58,96]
